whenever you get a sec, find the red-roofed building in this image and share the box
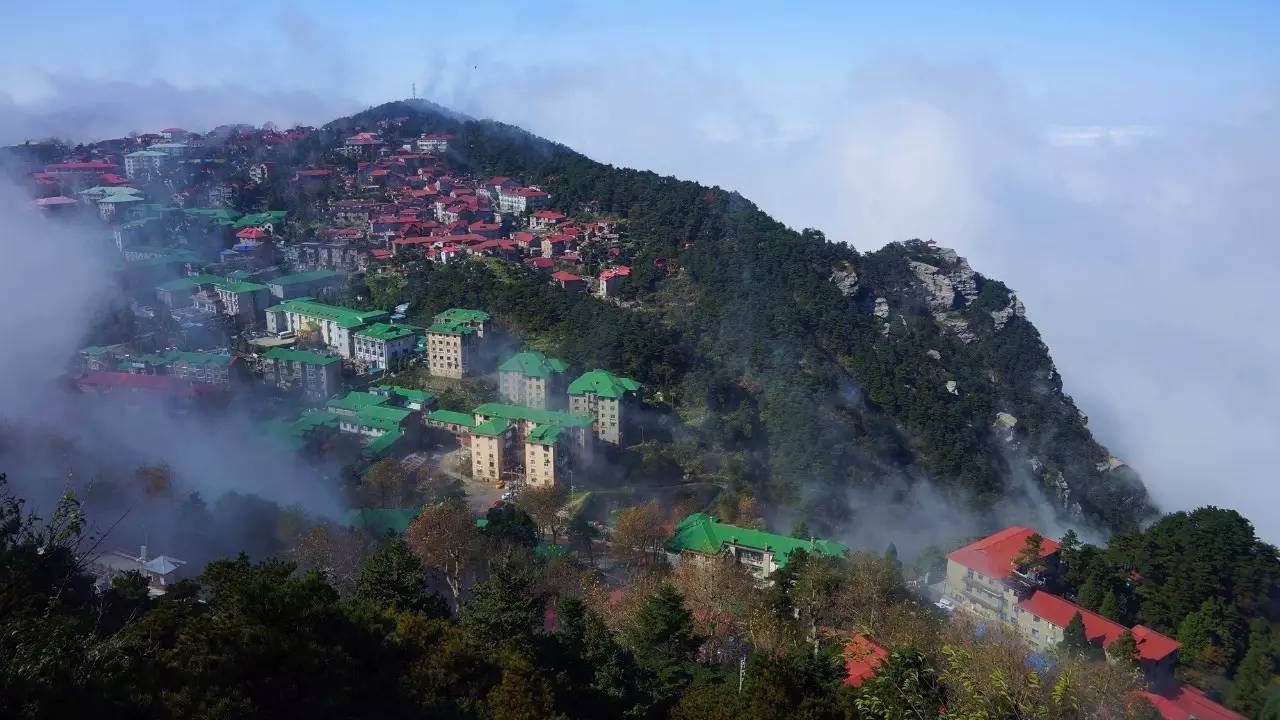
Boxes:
[843,635,889,688]
[947,526,1059,580]
[551,270,585,292]
[526,257,555,273]
[236,227,269,240]
[947,526,1180,690]
[1134,685,1246,720]
[599,265,631,298]
[530,209,566,230]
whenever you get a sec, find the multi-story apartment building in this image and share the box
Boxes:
[665,513,848,579]
[432,308,490,337]
[354,323,423,371]
[945,527,1181,689]
[415,132,454,153]
[523,424,564,488]
[263,298,389,358]
[567,369,641,445]
[471,418,515,483]
[498,350,568,409]
[426,321,477,378]
[124,150,170,180]
[497,186,550,214]
[261,347,342,399]
[211,280,271,326]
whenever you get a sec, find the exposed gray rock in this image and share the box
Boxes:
[830,267,859,296]
[935,312,977,344]
[991,295,1027,331]
[945,380,959,395]
[873,297,889,319]
[1095,456,1126,473]
[926,349,942,361]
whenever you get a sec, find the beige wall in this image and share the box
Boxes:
[524,441,557,487]
[471,433,505,483]
[428,333,471,378]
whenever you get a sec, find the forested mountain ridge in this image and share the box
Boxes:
[334,100,1150,533]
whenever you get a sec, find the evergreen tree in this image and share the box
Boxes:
[854,647,944,720]
[626,583,700,670]
[1227,619,1276,716]
[481,503,538,548]
[1059,611,1094,658]
[460,561,545,654]
[1098,589,1120,621]
[1108,628,1139,668]
[1177,597,1247,674]
[1076,568,1105,611]
[354,538,449,617]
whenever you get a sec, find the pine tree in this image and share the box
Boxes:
[1108,629,1138,668]
[460,561,544,654]
[1060,611,1094,658]
[1098,590,1120,621]
[1227,619,1275,717]
[625,583,700,671]
[354,538,448,617]
[1076,569,1105,611]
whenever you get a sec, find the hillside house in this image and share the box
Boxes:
[665,513,848,579]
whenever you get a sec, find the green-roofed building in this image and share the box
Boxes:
[117,349,232,385]
[665,512,849,579]
[327,391,389,416]
[155,273,223,308]
[263,297,389,358]
[327,391,420,452]
[425,409,479,434]
[369,385,435,411]
[471,418,515,483]
[355,323,424,371]
[498,350,569,409]
[263,410,340,453]
[432,308,490,336]
[78,345,122,372]
[470,402,595,487]
[342,507,422,535]
[266,268,340,300]
[426,320,479,379]
[568,369,642,445]
[261,346,342,399]
[523,423,566,488]
[233,210,288,231]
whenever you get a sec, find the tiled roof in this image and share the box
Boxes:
[665,513,848,569]
[947,526,1060,578]
[1017,590,1180,662]
[567,369,640,398]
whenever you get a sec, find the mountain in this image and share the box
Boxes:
[313,100,1153,533]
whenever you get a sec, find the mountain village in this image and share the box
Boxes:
[3,116,1250,720]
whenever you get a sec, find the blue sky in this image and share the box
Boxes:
[2,2,1279,538]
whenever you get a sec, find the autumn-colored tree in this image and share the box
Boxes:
[405,496,480,611]
[831,550,908,635]
[610,501,667,567]
[516,484,569,542]
[670,552,755,658]
[288,522,369,594]
[364,458,414,507]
